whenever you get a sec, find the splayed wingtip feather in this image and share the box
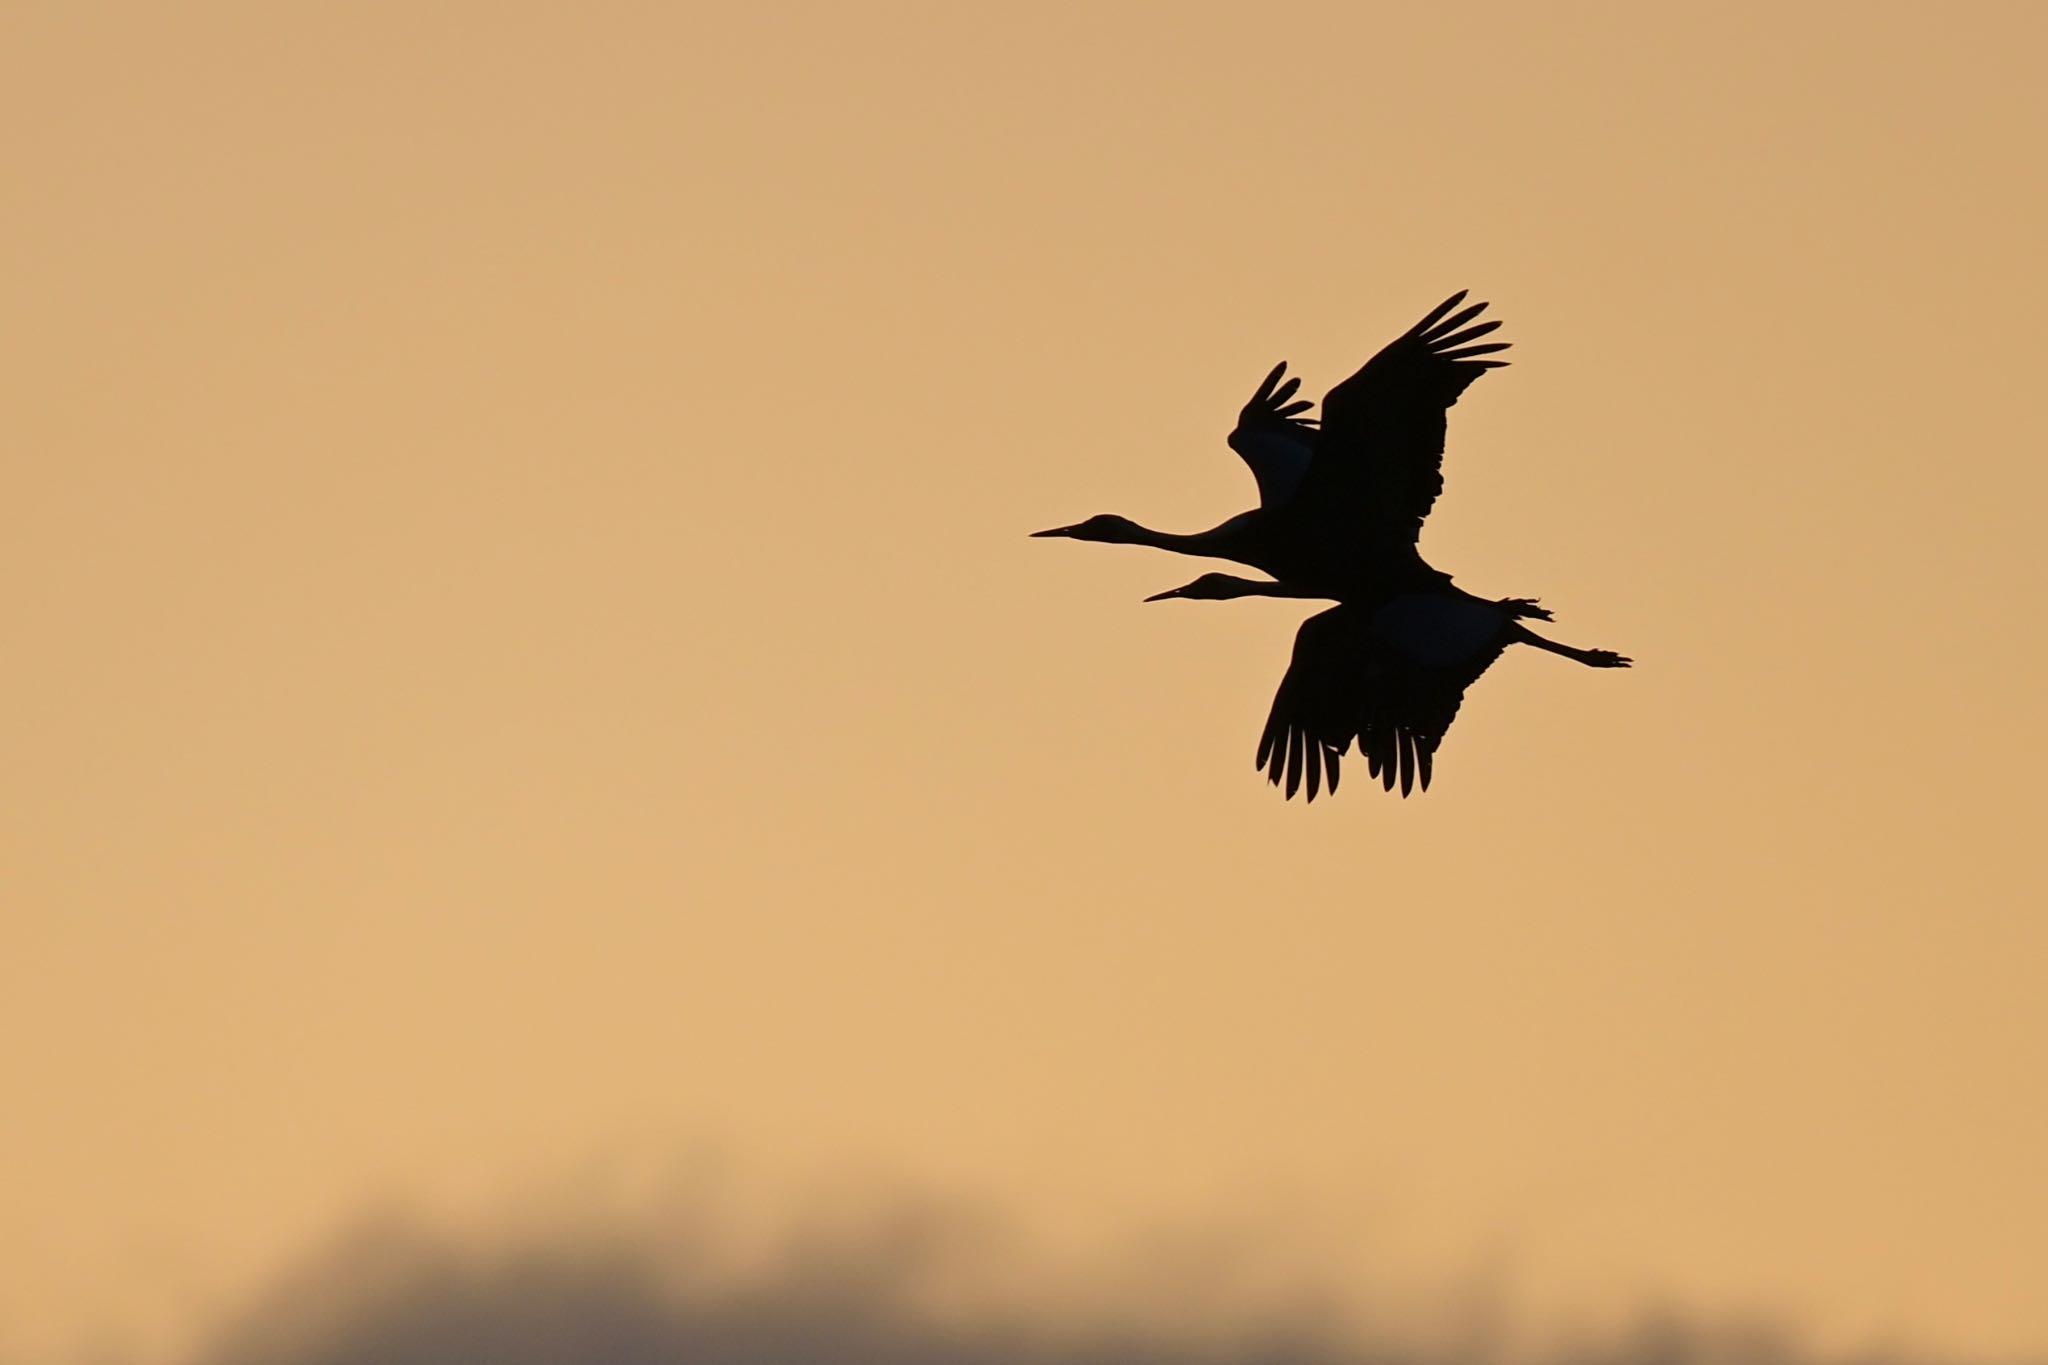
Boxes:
[1422,302,1489,342]
[1410,291,1469,336]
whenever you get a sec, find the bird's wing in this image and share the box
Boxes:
[1226,362,1320,508]
[1300,292,1511,548]
[1256,604,1509,800]
[1255,606,1368,803]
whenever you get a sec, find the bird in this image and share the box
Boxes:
[1035,290,1631,800]
[1144,573,1630,800]
[1032,290,1512,601]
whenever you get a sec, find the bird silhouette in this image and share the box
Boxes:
[1036,291,1630,800]
[1032,290,1510,599]
[1145,574,1628,799]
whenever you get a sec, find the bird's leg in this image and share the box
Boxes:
[1511,625,1632,668]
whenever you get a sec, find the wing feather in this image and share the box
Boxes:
[1227,361,1321,508]
[1302,293,1513,549]
[1256,600,1513,801]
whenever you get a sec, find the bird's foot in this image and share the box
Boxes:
[1497,597,1553,622]
[1584,649,1632,668]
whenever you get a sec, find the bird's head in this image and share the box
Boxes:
[1143,573,1279,602]
[1030,514,1144,544]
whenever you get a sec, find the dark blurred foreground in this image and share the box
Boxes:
[179,1197,2011,1365]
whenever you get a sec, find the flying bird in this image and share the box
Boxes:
[1145,574,1629,800]
[1032,290,1511,599]
[1035,291,1630,799]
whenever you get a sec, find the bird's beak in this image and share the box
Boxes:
[1030,524,1078,538]
[1142,587,1186,602]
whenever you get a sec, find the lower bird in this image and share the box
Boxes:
[1144,574,1631,800]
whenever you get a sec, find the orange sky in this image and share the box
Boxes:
[5,4,2048,1362]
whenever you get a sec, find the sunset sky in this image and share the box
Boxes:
[6,4,2048,1362]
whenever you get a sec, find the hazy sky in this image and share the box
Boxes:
[6,4,2048,1362]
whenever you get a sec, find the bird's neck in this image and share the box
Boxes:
[1182,512,1274,572]
[1114,518,1249,558]
[1219,578,1326,600]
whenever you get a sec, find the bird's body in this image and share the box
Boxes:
[1265,585,1624,799]
[1371,589,1520,669]
[1146,572,1624,799]
[1034,290,1630,800]
[1262,593,1513,803]
[1034,290,1505,602]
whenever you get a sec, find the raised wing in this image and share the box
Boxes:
[1226,362,1320,508]
[1303,291,1511,548]
[1255,602,1511,800]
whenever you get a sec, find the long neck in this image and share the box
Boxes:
[1133,512,1266,570]
[1211,576,1326,600]
[1117,522,1223,555]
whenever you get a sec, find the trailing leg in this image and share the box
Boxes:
[1510,623,1631,668]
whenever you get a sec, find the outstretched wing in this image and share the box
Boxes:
[1301,291,1511,549]
[1254,606,1361,802]
[1350,648,1497,797]
[1255,602,1510,801]
[1226,362,1320,508]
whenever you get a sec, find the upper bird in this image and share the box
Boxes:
[1032,290,1511,599]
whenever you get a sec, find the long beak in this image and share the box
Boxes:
[1029,524,1078,538]
[1142,587,1186,602]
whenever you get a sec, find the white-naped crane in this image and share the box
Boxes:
[1144,573,1629,800]
[1035,291,1630,800]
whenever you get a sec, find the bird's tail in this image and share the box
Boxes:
[1495,596,1553,621]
